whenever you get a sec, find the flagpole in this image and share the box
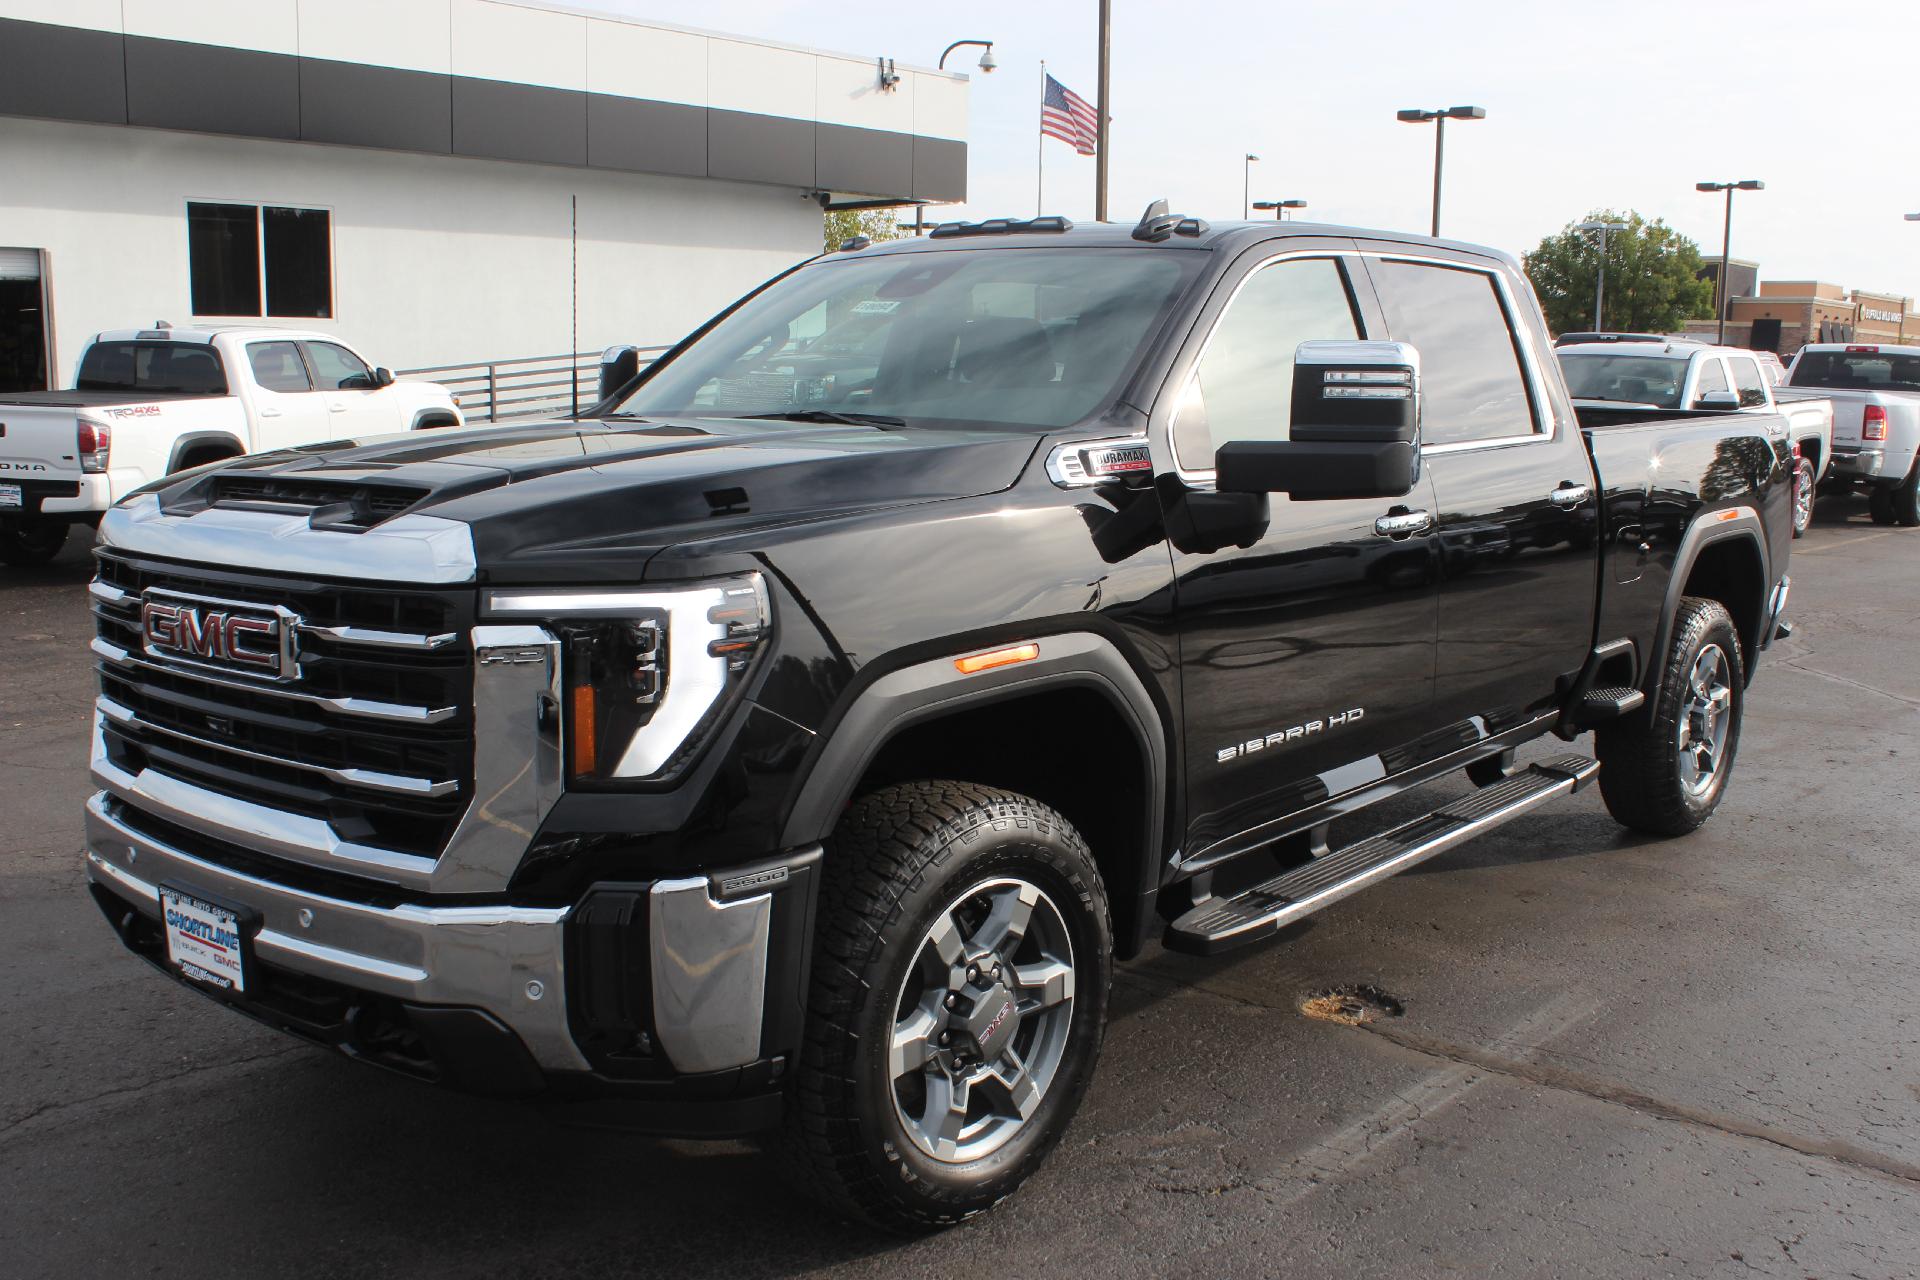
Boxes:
[1037,60,1045,217]
[1094,0,1111,221]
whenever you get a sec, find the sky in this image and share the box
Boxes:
[587,0,1920,299]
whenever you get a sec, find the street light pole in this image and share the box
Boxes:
[1697,180,1764,345]
[1253,199,1308,221]
[1094,0,1111,221]
[1243,154,1259,220]
[1397,106,1485,238]
[1575,219,1626,331]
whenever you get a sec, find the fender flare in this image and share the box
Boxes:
[165,431,247,475]
[410,409,462,430]
[1642,505,1771,702]
[777,632,1170,949]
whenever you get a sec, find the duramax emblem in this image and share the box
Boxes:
[141,595,290,678]
[1217,708,1364,763]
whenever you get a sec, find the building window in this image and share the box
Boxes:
[188,202,332,319]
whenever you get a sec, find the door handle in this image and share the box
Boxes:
[258,407,282,417]
[329,404,348,413]
[1374,509,1433,538]
[1548,484,1592,508]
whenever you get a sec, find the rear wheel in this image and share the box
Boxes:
[784,781,1111,1232]
[0,517,69,566]
[1595,597,1744,837]
[1869,484,1897,526]
[1891,464,1920,528]
[1791,456,1815,537]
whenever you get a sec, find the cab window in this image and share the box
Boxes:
[1371,260,1538,445]
[1172,257,1363,469]
[1692,358,1729,407]
[1728,356,1768,408]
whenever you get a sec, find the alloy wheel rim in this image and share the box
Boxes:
[1794,460,1813,530]
[1676,642,1733,797]
[889,876,1076,1164]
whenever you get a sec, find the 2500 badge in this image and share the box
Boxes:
[1217,708,1364,763]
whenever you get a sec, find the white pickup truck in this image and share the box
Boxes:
[1557,339,1834,536]
[1782,343,1920,526]
[0,325,461,566]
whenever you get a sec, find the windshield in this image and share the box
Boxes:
[1556,353,1686,408]
[609,248,1196,430]
[1791,350,1920,392]
[76,341,229,395]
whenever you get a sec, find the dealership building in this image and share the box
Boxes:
[1683,278,1920,353]
[0,0,969,394]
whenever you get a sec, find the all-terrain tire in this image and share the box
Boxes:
[1595,597,1744,837]
[1891,463,1920,528]
[0,518,69,566]
[782,781,1112,1232]
[1869,483,1898,526]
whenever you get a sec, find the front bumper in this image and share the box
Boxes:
[85,786,817,1121]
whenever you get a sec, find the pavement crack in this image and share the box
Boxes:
[1356,1021,1920,1191]
[0,1044,306,1142]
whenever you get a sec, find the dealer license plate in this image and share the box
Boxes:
[0,483,20,508]
[159,886,248,994]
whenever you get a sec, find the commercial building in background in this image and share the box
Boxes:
[0,0,968,394]
[1682,279,1920,353]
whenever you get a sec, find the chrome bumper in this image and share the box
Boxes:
[85,790,590,1070]
[86,780,792,1079]
[1829,446,1884,479]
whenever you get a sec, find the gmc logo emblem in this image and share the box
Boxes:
[141,596,291,679]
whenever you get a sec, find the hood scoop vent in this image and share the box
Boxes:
[209,475,429,531]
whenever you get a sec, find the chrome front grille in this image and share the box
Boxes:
[90,552,476,864]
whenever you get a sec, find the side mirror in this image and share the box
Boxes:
[1695,388,1739,410]
[599,344,642,405]
[1216,340,1422,500]
[373,366,395,388]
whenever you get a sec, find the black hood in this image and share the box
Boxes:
[154,417,1039,581]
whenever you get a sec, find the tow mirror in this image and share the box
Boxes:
[1694,388,1739,410]
[599,344,642,405]
[1216,340,1422,500]
[373,366,395,388]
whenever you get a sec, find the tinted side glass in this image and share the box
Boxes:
[1729,357,1767,407]
[1173,257,1362,467]
[305,342,374,391]
[1693,358,1729,402]
[1371,260,1537,445]
[248,341,312,392]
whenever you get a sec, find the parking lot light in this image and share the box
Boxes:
[1398,105,1485,237]
[1252,199,1308,221]
[937,40,996,73]
[1697,180,1765,344]
[1575,219,1628,332]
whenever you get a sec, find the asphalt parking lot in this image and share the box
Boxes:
[4,498,1918,1280]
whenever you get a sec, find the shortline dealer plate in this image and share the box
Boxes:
[159,885,249,994]
[0,483,21,508]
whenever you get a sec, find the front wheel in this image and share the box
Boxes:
[1791,456,1815,537]
[1595,597,1744,836]
[0,517,69,566]
[784,781,1112,1232]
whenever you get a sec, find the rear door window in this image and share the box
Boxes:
[1692,358,1729,406]
[1728,356,1768,407]
[247,341,312,393]
[1370,260,1538,445]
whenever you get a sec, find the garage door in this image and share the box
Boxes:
[0,248,43,280]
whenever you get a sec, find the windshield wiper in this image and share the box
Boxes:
[734,409,908,428]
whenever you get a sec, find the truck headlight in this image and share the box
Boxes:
[483,574,770,785]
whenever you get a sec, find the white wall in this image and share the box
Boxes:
[0,116,821,379]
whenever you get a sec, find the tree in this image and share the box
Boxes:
[1523,210,1717,336]
[822,207,907,253]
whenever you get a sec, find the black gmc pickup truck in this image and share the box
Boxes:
[83,206,1792,1230]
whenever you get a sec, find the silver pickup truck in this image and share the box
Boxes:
[1557,339,1833,537]
[1782,343,1920,526]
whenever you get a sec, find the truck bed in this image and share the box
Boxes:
[0,390,214,408]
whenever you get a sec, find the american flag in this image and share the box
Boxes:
[1041,73,1097,156]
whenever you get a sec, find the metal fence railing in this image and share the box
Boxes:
[397,346,670,423]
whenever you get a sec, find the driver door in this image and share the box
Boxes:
[303,341,400,437]
[1158,248,1441,863]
